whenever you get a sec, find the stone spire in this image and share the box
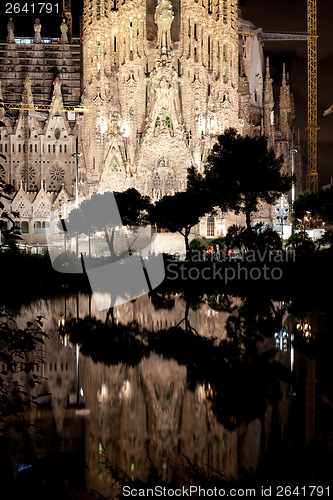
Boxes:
[50,77,65,110]
[6,17,15,43]
[155,0,174,57]
[34,18,42,43]
[22,75,35,107]
[279,63,294,141]
[264,57,275,145]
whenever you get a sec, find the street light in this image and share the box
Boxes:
[71,137,82,256]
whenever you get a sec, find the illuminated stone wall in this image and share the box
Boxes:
[79,0,243,198]
[0,4,303,241]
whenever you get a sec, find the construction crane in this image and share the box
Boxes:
[0,102,88,113]
[239,0,319,193]
[306,0,318,193]
[62,0,72,40]
[323,104,333,117]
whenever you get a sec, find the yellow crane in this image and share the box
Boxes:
[323,104,333,117]
[240,0,319,193]
[0,102,88,113]
[306,0,318,193]
[62,0,72,40]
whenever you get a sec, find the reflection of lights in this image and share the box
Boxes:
[18,464,32,472]
[206,383,214,398]
[58,317,69,347]
[130,462,135,480]
[80,387,84,397]
[291,332,294,372]
[97,384,109,403]
[296,320,312,341]
[274,326,289,351]
[197,384,206,403]
[75,408,90,416]
[122,380,131,398]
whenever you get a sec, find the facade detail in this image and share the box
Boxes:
[0,4,303,244]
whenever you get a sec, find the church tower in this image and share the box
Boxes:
[79,0,242,198]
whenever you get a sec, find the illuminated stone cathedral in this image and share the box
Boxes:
[0,1,302,244]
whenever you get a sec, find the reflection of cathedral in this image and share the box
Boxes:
[0,2,302,243]
[8,294,294,498]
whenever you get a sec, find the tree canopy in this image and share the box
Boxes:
[293,187,333,227]
[198,128,293,230]
[66,189,150,258]
[149,190,210,258]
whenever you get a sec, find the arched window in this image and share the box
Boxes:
[165,172,174,194]
[21,221,29,233]
[153,171,161,191]
[34,221,41,234]
[42,221,50,234]
[152,169,176,199]
[207,216,215,237]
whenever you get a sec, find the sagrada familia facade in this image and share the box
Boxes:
[0,0,302,244]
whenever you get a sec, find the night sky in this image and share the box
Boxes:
[1,0,332,186]
[241,0,333,186]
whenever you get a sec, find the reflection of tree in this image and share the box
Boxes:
[63,294,290,430]
[207,293,235,313]
[149,291,175,311]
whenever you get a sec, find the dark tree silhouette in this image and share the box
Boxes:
[202,128,293,231]
[66,189,150,259]
[149,190,211,259]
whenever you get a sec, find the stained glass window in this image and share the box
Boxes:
[165,172,174,193]
[153,172,161,191]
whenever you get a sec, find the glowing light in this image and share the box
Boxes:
[122,124,130,137]
[98,117,107,134]
[122,379,131,398]
[97,384,108,403]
